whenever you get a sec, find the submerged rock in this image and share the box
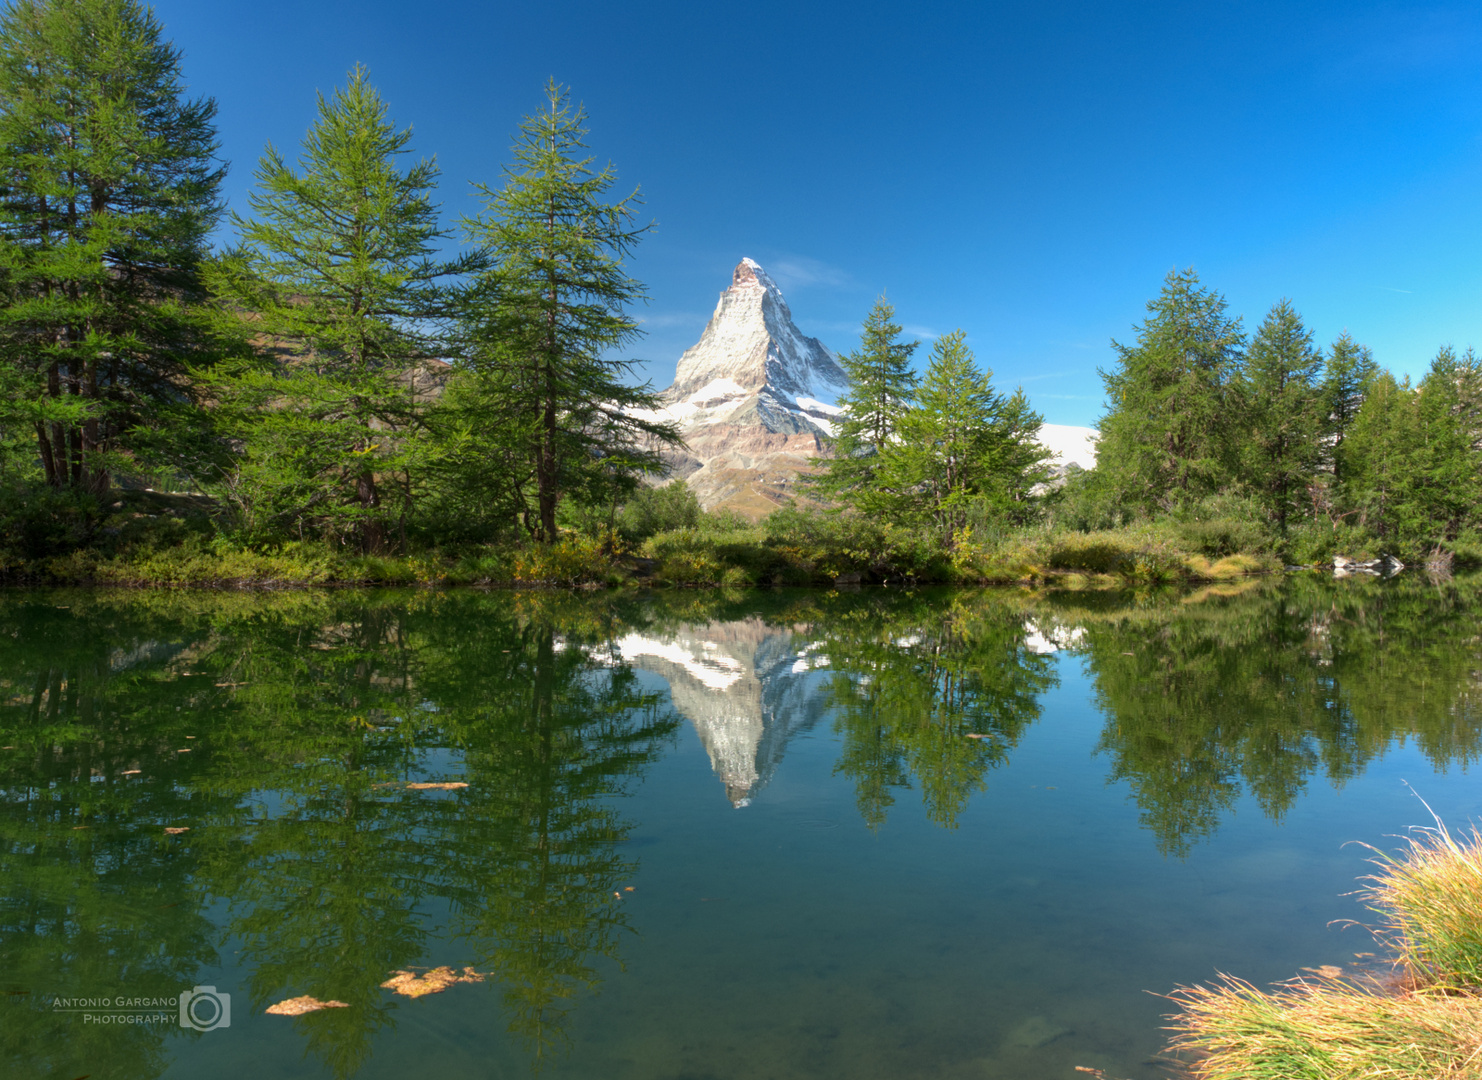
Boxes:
[1002,1014,1073,1050]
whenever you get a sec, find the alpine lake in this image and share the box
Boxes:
[5,575,1482,1080]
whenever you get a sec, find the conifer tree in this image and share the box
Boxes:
[0,0,226,495]
[814,296,918,510]
[879,330,1049,544]
[1345,349,1482,546]
[1096,269,1245,511]
[1236,300,1323,533]
[459,80,678,543]
[214,66,472,550]
[1321,331,1377,489]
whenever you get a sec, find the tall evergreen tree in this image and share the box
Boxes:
[213,66,472,550]
[1344,349,1482,547]
[878,330,1050,544]
[0,0,226,495]
[1236,299,1323,533]
[1096,269,1245,511]
[1321,331,1377,489]
[459,79,678,543]
[813,296,918,510]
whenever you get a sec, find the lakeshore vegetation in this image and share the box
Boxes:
[2,0,1482,589]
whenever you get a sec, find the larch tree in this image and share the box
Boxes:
[459,79,679,543]
[213,66,473,551]
[1096,269,1245,512]
[1236,299,1323,533]
[813,296,918,512]
[1320,331,1377,491]
[879,330,1050,544]
[0,0,226,495]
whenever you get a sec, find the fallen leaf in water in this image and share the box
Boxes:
[121,770,141,776]
[1302,965,1343,978]
[380,966,485,998]
[185,736,196,739]
[964,733,986,739]
[613,891,622,899]
[405,782,468,791]
[164,827,189,835]
[70,826,89,830]
[1,746,12,750]
[177,749,191,753]
[266,996,349,1016]
[624,886,635,892]
[1353,952,1375,959]
[1045,786,1057,790]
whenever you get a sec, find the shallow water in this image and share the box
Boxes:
[4,577,1482,1079]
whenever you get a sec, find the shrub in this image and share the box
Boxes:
[617,480,703,544]
[513,536,616,586]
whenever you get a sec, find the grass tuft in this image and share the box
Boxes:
[1168,815,1482,1079]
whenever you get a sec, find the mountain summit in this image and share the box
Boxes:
[642,258,847,515]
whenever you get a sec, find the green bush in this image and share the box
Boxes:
[0,484,99,562]
[617,481,703,544]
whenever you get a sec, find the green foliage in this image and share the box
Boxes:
[1236,300,1324,533]
[875,330,1052,541]
[1343,350,1482,550]
[211,66,473,551]
[457,80,678,543]
[1322,331,1378,492]
[0,0,230,496]
[0,484,99,564]
[616,480,703,543]
[1097,268,1245,511]
[812,295,918,509]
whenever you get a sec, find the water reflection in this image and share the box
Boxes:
[0,593,677,1078]
[3,579,1482,1077]
[618,618,828,805]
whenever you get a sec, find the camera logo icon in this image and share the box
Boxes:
[179,986,231,1031]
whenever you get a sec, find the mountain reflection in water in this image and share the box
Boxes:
[1,578,1481,1079]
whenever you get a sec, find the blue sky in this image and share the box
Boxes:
[151,0,1482,427]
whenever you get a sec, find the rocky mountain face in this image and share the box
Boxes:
[638,258,848,515]
[638,256,1099,514]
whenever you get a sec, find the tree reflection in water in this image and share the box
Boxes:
[3,579,1482,1076]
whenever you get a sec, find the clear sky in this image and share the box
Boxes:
[149,0,1482,428]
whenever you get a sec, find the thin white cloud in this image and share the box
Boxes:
[1018,370,1071,383]
[902,325,938,340]
[1375,286,1413,294]
[764,254,853,291]
[640,312,710,328]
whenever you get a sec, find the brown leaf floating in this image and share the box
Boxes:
[266,996,349,1016]
[380,966,485,998]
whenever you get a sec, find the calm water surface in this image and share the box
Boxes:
[5,578,1482,1079]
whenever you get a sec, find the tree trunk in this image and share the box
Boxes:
[358,470,384,554]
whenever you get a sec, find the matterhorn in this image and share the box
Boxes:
[641,257,1098,514]
[640,258,847,515]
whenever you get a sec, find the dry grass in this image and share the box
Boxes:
[1169,974,1482,1080]
[1167,812,1482,1080]
[1363,820,1482,989]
